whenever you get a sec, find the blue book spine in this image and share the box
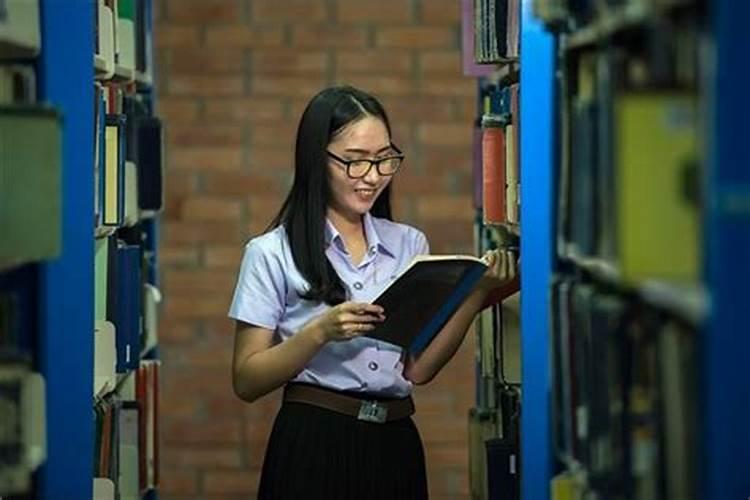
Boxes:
[409,264,487,354]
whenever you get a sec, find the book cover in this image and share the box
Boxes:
[365,255,488,354]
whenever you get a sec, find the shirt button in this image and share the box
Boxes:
[368,247,376,256]
[368,361,379,371]
[353,281,363,290]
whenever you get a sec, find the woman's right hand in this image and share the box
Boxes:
[305,302,386,344]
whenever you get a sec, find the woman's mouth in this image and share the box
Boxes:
[354,188,377,202]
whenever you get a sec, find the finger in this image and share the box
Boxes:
[348,302,386,316]
[339,313,383,325]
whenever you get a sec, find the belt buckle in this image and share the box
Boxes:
[358,400,388,423]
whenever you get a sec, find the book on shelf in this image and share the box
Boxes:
[0,0,41,59]
[0,106,63,271]
[365,254,489,354]
[0,360,46,496]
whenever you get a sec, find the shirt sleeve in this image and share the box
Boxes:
[412,229,430,256]
[228,240,286,330]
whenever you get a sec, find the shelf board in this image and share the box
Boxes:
[560,249,621,284]
[559,249,708,325]
[112,64,135,83]
[637,280,708,326]
[563,3,648,50]
[562,1,697,51]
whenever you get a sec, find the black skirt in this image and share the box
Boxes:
[258,390,428,499]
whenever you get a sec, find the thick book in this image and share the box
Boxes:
[365,255,488,354]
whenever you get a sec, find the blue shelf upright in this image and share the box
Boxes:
[36,0,94,497]
[703,0,750,498]
[519,1,555,499]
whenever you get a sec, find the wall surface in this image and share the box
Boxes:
[155,1,478,497]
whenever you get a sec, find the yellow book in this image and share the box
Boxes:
[103,121,120,225]
[616,93,700,284]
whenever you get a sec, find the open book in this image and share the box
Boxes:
[365,255,488,354]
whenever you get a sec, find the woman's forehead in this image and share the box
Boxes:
[331,117,389,149]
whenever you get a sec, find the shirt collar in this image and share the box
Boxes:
[324,212,396,257]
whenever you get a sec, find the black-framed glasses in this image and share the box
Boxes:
[326,144,405,179]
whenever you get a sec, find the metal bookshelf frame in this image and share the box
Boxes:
[37,1,95,497]
[520,1,556,498]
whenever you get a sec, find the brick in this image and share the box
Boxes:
[206,26,285,48]
[422,148,473,174]
[159,468,199,495]
[253,0,328,22]
[158,98,200,123]
[419,220,474,254]
[429,467,470,496]
[382,96,456,122]
[248,148,293,170]
[205,244,244,269]
[336,0,413,23]
[160,245,201,268]
[335,50,413,75]
[249,123,297,147]
[160,386,203,418]
[418,123,472,147]
[293,25,368,48]
[168,75,244,97]
[168,125,243,148]
[203,471,260,494]
[421,0,462,24]
[251,75,327,97]
[164,418,242,444]
[204,98,286,123]
[162,221,244,245]
[427,444,470,467]
[158,318,200,343]
[412,390,456,416]
[163,295,232,319]
[375,27,456,49]
[420,77,477,97]
[420,51,462,75]
[163,368,236,399]
[335,74,415,97]
[201,171,281,197]
[170,48,245,75]
[415,195,473,219]
[414,415,468,444]
[163,171,199,197]
[244,417,277,445]
[181,196,243,221]
[391,173,447,196]
[253,49,329,76]
[154,25,200,48]
[166,0,241,24]
[248,196,284,228]
[177,341,234,367]
[169,148,243,171]
[163,269,238,294]
[162,446,242,468]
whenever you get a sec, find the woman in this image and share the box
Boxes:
[228,85,517,499]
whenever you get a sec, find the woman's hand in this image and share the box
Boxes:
[304,301,386,344]
[477,249,519,293]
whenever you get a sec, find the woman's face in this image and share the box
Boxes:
[326,116,393,221]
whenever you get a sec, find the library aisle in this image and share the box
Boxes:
[1,1,747,499]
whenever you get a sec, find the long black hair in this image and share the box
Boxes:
[268,86,394,305]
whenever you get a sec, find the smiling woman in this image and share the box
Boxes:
[227,85,517,499]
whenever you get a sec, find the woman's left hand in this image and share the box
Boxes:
[477,249,518,292]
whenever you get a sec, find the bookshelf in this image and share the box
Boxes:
[463,1,525,498]
[0,1,163,498]
[530,0,750,498]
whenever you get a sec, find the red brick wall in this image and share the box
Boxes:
[156,1,477,498]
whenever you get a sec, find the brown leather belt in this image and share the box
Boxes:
[283,383,415,424]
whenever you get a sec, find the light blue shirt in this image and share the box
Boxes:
[228,212,430,397]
